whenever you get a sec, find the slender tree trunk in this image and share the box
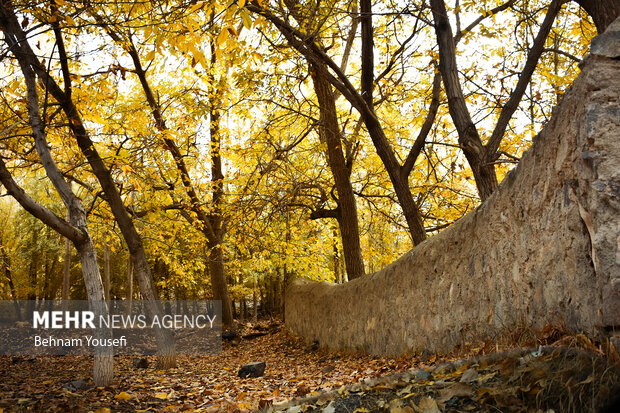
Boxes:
[253,276,258,322]
[95,16,234,326]
[310,65,366,279]
[333,226,341,284]
[104,239,110,301]
[126,257,133,304]
[0,234,20,319]
[0,15,114,380]
[62,233,71,301]
[208,59,234,326]
[74,238,114,387]
[208,239,233,326]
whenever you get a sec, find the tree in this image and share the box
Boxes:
[0,11,112,383]
[0,1,176,368]
[85,3,239,325]
[247,0,441,246]
[430,0,563,200]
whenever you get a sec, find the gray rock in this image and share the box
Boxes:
[62,379,91,392]
[238,361,266,378]
[133,357,149,369]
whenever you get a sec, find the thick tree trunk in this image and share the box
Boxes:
[574,0,620,33]
[310,65,366,280]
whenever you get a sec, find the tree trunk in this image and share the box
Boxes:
[104,239,110,301]
[430,0,498,200]
[310,65,366,280]
[126,257,133,304]
[3,9,178,369]
[208,240,234,326]
[97,16,234,325]
[253,276,258,322]
[74,239,114,387]
[574,0,620,33]
[364,115,429,243]
[0,234,21,319]
[62,233,71,301]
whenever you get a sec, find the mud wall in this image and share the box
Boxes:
[284,20,620,355]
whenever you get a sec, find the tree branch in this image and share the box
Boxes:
[401,71,441,179]
[485,0,562,159]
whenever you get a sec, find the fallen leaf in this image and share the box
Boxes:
[115,391,132,401]
[439,382,473,403]
[155,392,169,400]
[419,397,441,413]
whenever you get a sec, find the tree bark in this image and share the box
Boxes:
[62,214,71,302]
[0,233,21,319]
[310,65,366,279]
[430,0,498,200]
[574,0,620,33]
[126,257,133,304]
[104,238,110,300]
[208,88,234,326]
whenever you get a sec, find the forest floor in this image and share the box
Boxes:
[0,320,619,412]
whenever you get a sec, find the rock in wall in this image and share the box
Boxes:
[284,18,620,355]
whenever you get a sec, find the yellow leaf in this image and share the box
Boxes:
[155,392,168,400]
[94,408,111,413]
[115,391,132,401]
[189,1,205,13]
[217,29,228,46]
[145,49,156,61]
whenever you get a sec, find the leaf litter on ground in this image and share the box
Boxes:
[0,320,618,412]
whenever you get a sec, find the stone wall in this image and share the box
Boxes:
[284,19,620,356]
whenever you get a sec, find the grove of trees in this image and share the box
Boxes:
[0,0,616,384]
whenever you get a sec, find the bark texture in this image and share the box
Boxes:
[310,65,366,279]
[284,21,620,354]
[575,0,620,33]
